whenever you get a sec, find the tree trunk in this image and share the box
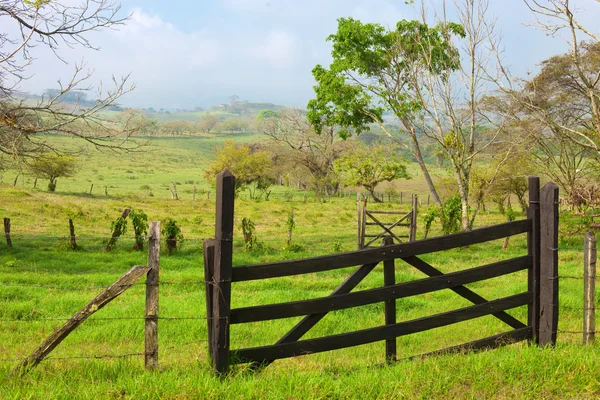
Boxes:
[368,187,382,203]
[404,122,442,205]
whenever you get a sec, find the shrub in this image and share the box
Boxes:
[162,218,184,255]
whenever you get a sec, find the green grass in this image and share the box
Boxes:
[0,134,598,399]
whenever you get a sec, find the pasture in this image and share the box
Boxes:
[0,134,598,399]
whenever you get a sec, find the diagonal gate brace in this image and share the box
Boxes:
[364,211,410,246]
[401,256,526,330]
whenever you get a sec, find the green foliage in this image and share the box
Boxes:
[129,209,148,251]
[107,216,127,251]
[162,218,184,255]
[506,204,519,223]
[334,143,409,202]
[441,195,462,235]
[286,209,295,246]
[255,109,280,121]
[204,139,276,198]
[241,217,263,252]
[27,154,77,192]
[422,206,440,239]
[307,17,464,137]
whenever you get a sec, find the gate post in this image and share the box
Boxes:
[382,236,396,363]
[409,195,418,241]
[539,182,559,346]
[211,170,235,373]
[527,177,540,344]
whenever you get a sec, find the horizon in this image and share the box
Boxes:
[7,0,600,110]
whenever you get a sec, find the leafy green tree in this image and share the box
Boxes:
[334,143,409,202]
[204,139,276,199]
[307,17,463,205]
[28,154,77,192]
[308,2,509,231]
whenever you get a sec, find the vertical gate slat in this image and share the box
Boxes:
[383,236,396,362]
[539,182,559,346]
[212,170,235,374]
[527,176,540,344]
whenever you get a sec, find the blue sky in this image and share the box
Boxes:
[13,0,600,110]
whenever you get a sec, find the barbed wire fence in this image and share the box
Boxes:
[543,232,597,345]
[1,219,598,372]
[0,222,221,375]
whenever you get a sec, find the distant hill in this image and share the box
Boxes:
[211,101,286,116]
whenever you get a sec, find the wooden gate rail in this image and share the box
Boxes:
[231,219,531,281]
[229,256,531,324]
[232,292,531,364]
[204,172,559,374]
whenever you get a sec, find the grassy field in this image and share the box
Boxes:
[0,133,598,399]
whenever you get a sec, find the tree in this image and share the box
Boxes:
[307,2,510,230]
[519,0,600,154]
[120,109,158,137]
[28,154,77,192]
[0,0,136,162]
[257,108,349,198]
[491,39,599,203]
[307,17,462,205]
[162,120,194,136]
[197,114,219,134]
[216,117,248,133]
[334,143,410,202]
[204,139,276,199]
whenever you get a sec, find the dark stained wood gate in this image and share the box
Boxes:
[204,172,559,374]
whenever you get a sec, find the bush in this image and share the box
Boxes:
[162,218,184,255]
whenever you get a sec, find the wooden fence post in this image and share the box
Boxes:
[357,193,362,250]
[145,222,160,370]
[409,195,418,241]
[68,219,77,250]
[383,236,396,363]
[539,182,559,346]
[527,177,540,344]
[4,217,12,247]
[583,231,596,345]
[203,239,217,364]
[211,170,235,374]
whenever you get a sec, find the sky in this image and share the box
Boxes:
[8,0,600,110]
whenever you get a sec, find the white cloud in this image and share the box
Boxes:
[248,30,298,67]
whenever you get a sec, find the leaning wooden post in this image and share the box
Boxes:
[409,195,418,241]
[583,231,596,345]
[212,170,235,374]
[383,236,396,363]
[11,265,150,376]
[145,222,160,370]
[4,217,12,247]
[539,182,559,346]
[527,177,541,344]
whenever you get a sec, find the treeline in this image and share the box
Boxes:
[119,110,255,136]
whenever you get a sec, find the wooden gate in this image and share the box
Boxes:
[204,172,559,374]
[357,195,418,249]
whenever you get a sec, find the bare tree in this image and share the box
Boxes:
[406,0,517,229]
[0,0,136,165]
[494,1,600,153]
[257,108,349,198]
